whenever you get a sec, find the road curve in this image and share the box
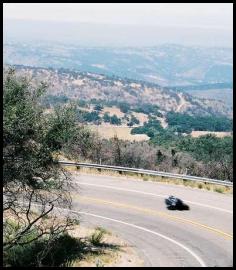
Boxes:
[70,172,233,267]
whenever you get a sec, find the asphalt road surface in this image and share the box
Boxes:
[70,172,233,267]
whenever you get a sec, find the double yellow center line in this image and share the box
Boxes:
[72,194,233,240]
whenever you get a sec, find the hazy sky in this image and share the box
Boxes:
[4,3,233,29]
[3,3,233,47]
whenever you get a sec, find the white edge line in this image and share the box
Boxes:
[77,210,207,267]
[29,202,206,266]
[76,182,233,214]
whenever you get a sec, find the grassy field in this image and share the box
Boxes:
[88,124,150,141]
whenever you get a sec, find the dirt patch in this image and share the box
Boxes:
[176,93,188,112]
[156,116,168,129]
[191,131,232,138]
[72,79,84,86]
[130,83,141,89]
[71,225,144,267]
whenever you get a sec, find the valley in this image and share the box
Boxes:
[3,4,233,268]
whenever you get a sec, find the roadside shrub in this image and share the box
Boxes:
[89,228,105,247]
[198,183,203,189]
[4,233,85,267]
[214,187,224,193]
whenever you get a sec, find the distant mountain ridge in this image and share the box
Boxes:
[4,42,233,86]
[166,82,233,92]
[8,65,232,118]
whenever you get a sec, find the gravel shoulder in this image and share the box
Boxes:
[70,225,144,267]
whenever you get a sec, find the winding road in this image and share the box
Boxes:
[70,172,233,267]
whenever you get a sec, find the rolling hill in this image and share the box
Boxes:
[8,65,232,118]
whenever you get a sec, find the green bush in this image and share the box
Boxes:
[198,183,203,189]
[110,115,121,125]
[166,112,232,133]
[4,233,85,267]
[119,102,130,113]
[214,187,224,193]
[94,104,104,112]
[89,228,105,247]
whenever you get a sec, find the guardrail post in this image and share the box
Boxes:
[57,160,233,187]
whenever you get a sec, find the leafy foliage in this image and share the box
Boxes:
[127,114,140,126]
[3,68,80,263]
[110,115,122,125]
[78,110,101,123]
[118,102,130,113]
[102,113,121,125]
[89,228,105,247]
[133,103,160,115]
[42,94,70,108]
[166,112,232,133]
[4,232,85,267]
[131,119,163,137]
[94,104,104,112]
[177,135,232,162]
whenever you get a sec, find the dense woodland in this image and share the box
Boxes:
[165,112,232,133]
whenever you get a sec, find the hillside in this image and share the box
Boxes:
[9,65,232,118]
[167,83,233,108]
[4,42,232,86]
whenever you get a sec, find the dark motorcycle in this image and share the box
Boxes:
[165,196,190,210]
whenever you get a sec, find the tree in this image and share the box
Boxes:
[119,102,130,113]
[112,135,122,165]
[110,115,121,125]
[94,104,103,112]
[82,111,100,123]
[63,126,98,161]
[103,112,111,123]
[156,150,164,163]
[171,149,176,157]
[128,115,140,126]
[3,68,78,264]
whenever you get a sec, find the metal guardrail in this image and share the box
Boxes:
[58,161,233,187]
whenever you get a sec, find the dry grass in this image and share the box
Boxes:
[64,166,233,194]
[101,106,149,125]
[88,125,149,141]
[102,106,125,118]
[191,131,232,138]
[4,192,143,267]
[71,225,144,267]
[131,112,149,125]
